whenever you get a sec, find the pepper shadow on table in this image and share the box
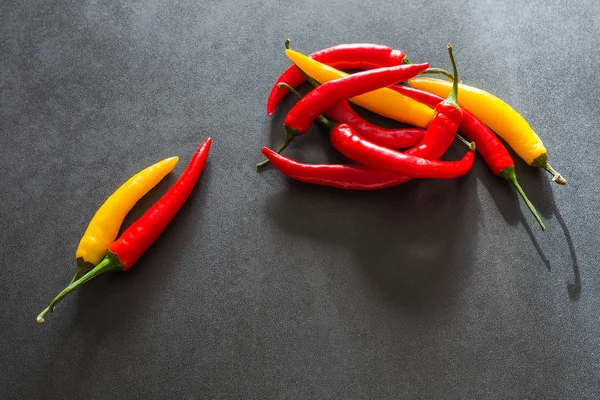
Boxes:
[262,135,481,313]
[476,145,581,299]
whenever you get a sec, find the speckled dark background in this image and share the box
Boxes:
[1,0,599,398]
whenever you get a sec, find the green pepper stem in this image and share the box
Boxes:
[445,44,459,109]
[456,134,476,151]
[257,126,300,168]
[420,68,454,81]
[37,255,122,323]
[531,153,566,185]
[499,166,546,230]
[543,163,567,185]
[276,83,301,100]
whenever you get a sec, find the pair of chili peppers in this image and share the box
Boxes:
[262,41,546,230]
[37,138,212,323]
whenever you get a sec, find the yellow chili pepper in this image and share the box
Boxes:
[73,156,179,282]
[285,49,434,128]
[408,77,566,184]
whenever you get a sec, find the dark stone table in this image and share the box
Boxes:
[2,0,598,398]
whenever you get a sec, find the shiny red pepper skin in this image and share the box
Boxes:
[284,74,425,149]
[109,138,212,269]
[267,44,406,115]
[285,63,429,134]
[330,124,475,179]
[410,101,464,160]
[323,102,425,149]
[261,147,411,190]
[393,85,510,175]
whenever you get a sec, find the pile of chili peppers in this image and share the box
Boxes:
[37,138,212,323]
[260,40,568,231]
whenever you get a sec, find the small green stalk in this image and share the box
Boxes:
[499,166,546,230]
[531,153,567,185]
[257,127,301,168]
[456,134,476,151]
[420,67,454,81]
[444,44,460,109]
[37,253,122,323]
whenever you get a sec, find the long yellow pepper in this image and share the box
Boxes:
[408,77,566,184]
[73,156,179,281]
[285,49,434,128]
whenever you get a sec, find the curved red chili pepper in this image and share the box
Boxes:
[261,147,411,190]
[109,138,212,269]
[330,124,476,179]
[37,138,212,323]
[323,102,426,149]
[284,62,428,134]
[267,41,406,115]
[393,85,545,230]
[277,81,425,149]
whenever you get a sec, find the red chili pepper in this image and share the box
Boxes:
[277,82,425,149]
[325,101,425,149]
[261,147,412,190]
[284,62,428,134]
[324,102,426,149]
[393,85,545,230]
[257,61,429,167]
[37,138,212,323]
[108,138,211,269]
[267,40,406,115]
[330,123,476,178]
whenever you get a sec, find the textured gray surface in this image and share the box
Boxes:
[1,0,599,398]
